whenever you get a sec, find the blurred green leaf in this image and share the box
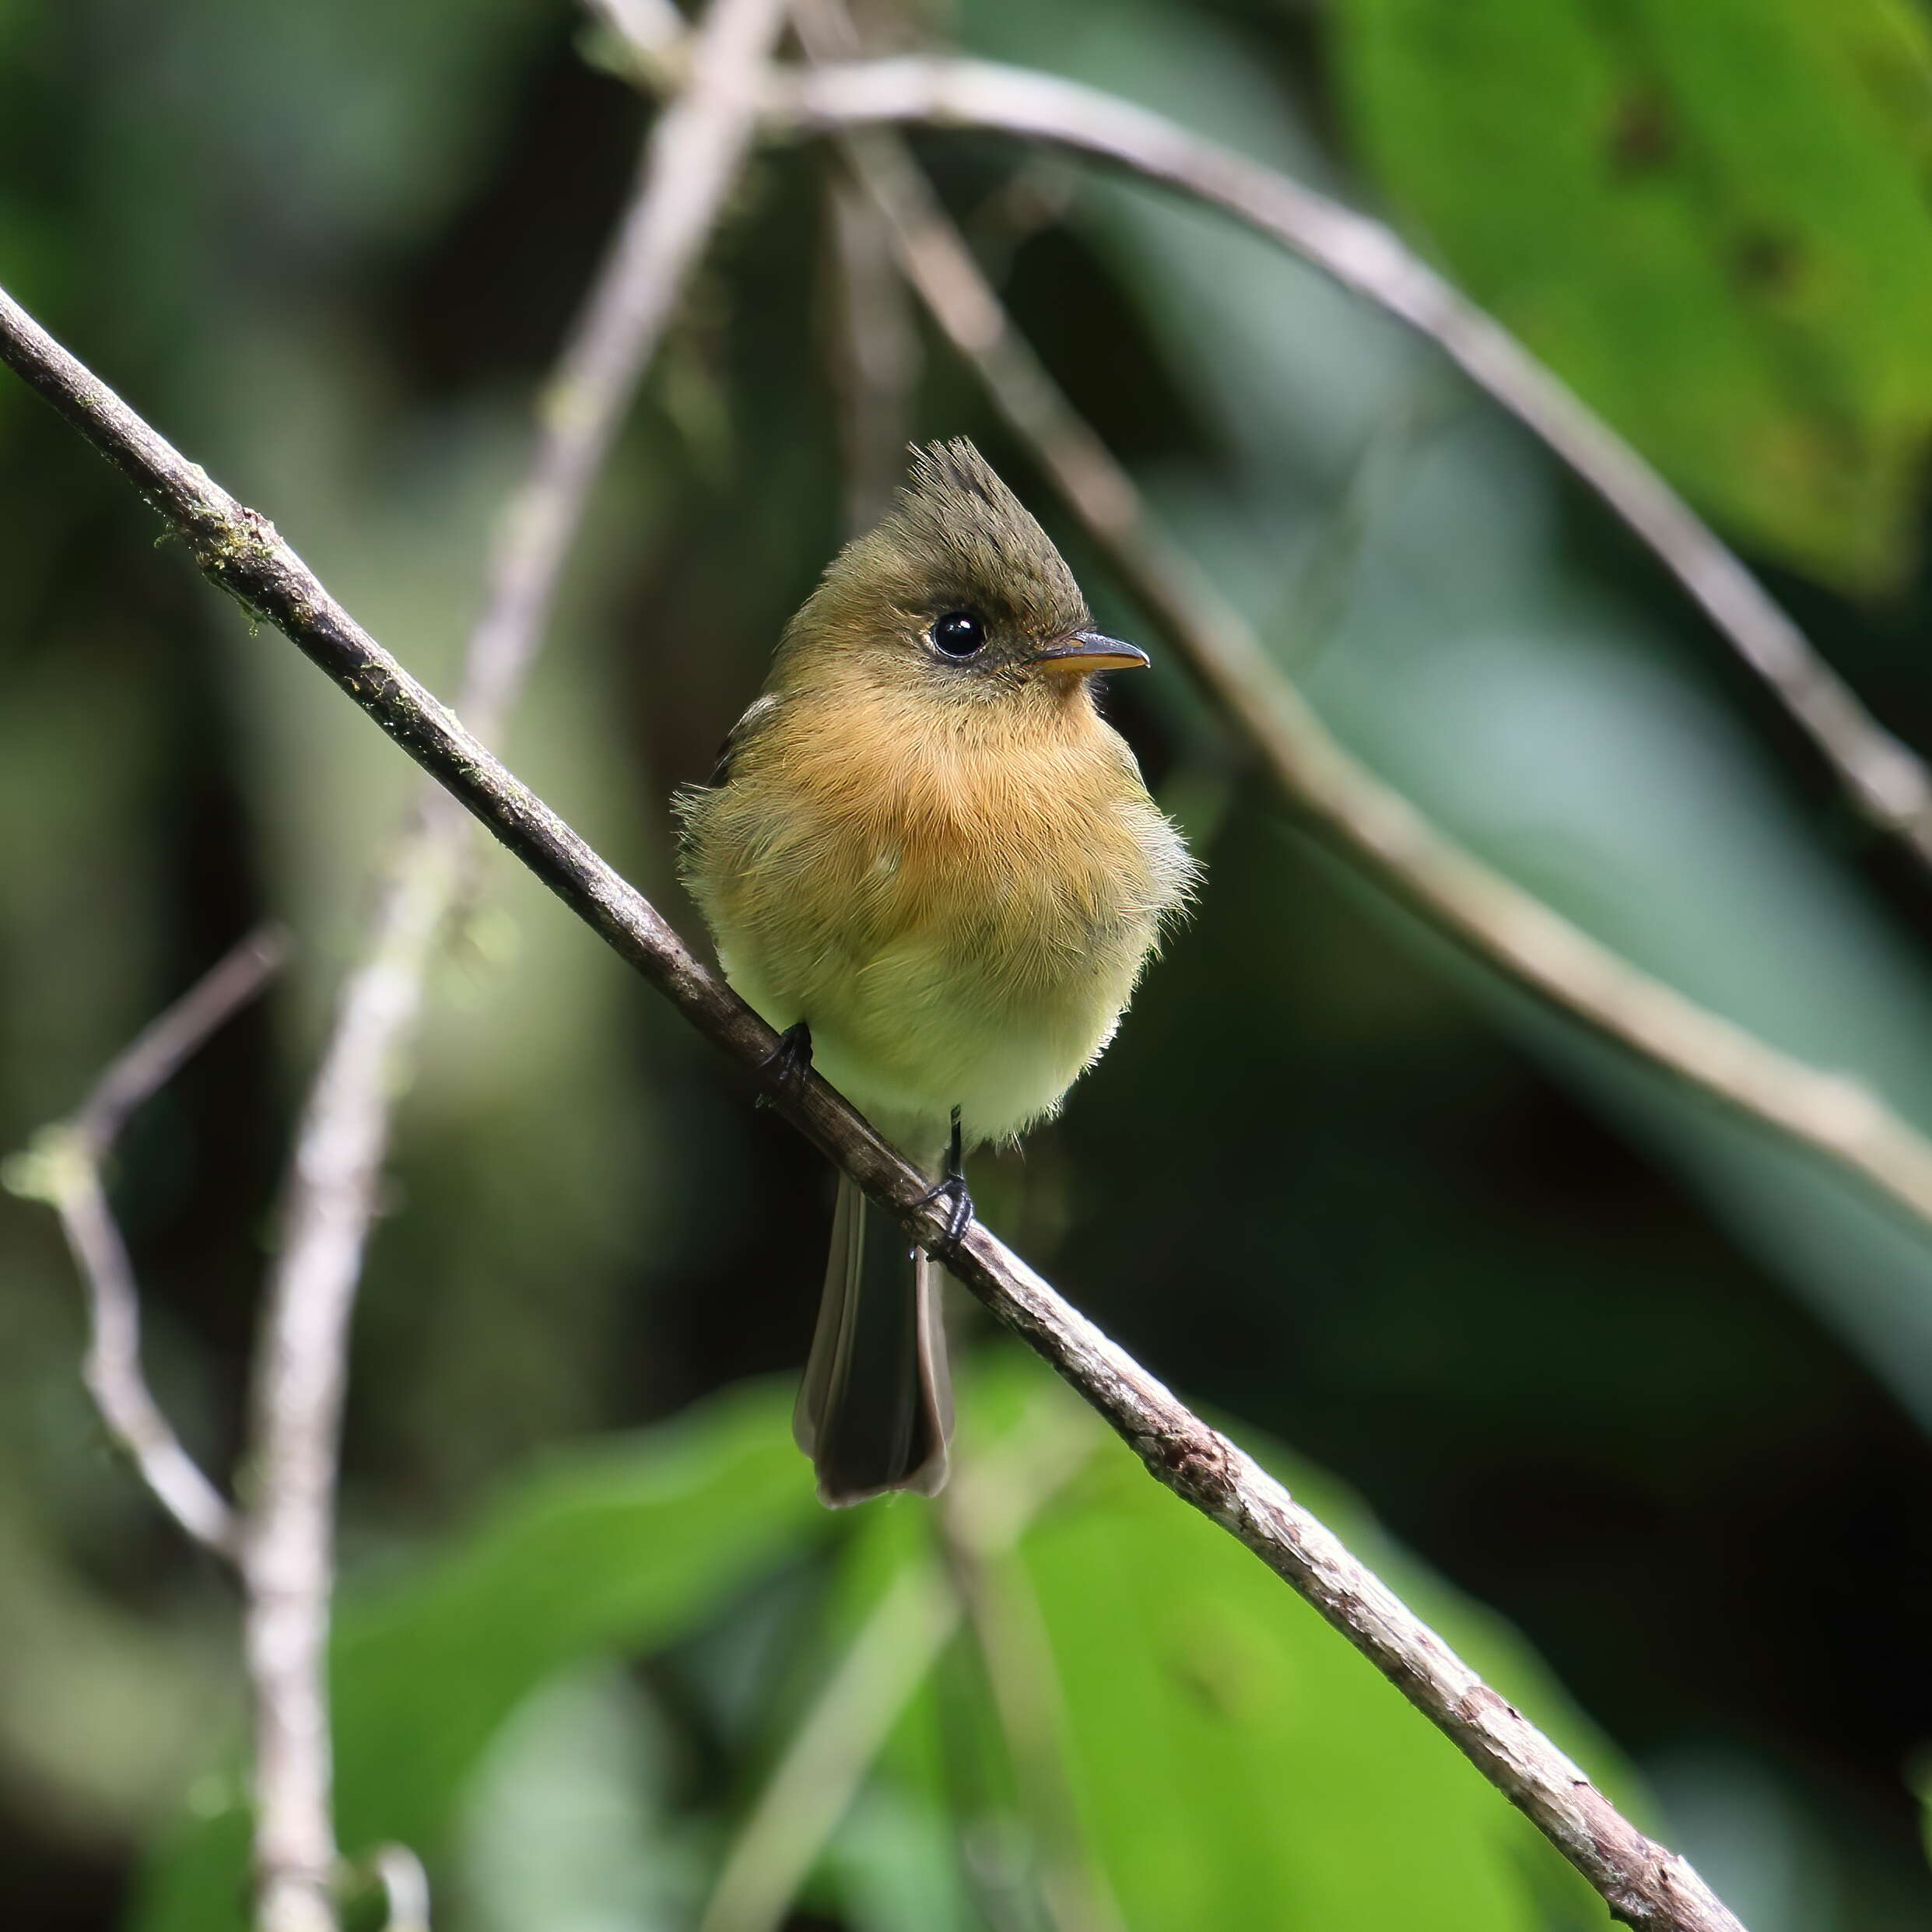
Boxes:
[1910,1751,1932,1874]
[1014,1419,1610,1927]
[128,1381,824,1932]
[455,1667,706,1932]
[823,1364,1615,1930]
[1331,0,1932,586]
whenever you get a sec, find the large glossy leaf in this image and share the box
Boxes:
[1331,0,1932,587]
[128,1382,823,1932]
[822,1366,1614,1930]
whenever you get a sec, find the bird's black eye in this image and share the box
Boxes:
[930,610,986,658]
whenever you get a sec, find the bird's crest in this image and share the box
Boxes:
[876,439,1086,637]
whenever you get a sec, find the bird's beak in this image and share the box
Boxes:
[1025,631,1152,676]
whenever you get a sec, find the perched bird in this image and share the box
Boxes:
[678,439,1196,1505]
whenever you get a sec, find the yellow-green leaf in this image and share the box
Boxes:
[1332,0,1932,587]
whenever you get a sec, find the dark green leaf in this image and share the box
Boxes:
[129,1383,822,1932]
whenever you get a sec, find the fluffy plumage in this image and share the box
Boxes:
[678,439,1196,1502]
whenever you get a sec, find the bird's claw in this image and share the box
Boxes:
[754,1021,813,1107]
[915,1172,975,1255]
[917,1106,973,1255]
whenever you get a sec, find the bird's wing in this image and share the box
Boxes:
[707,692,781,788]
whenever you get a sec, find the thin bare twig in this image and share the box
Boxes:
[5,925,286,1560]
[0,281,1748,1932]
[939,1464,1126,1932]
[236,5,792,1927]
[61,929,287,1167]
[370,1846,432,1932]
[826,175,923,534]
[777,54,1932,870]
[808,0,921,542]
[582,0,687,71]
[700,1566,956,1932]
[798,82,1932,1244]
[696,1404,1095,1932]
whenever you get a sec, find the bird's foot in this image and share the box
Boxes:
[754,1021,813,1107]
[916,1107,973,1255]
[915,1171,976,1254]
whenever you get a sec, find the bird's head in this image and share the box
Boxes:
[777,439,1149,707]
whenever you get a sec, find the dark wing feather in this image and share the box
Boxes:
[707,693,780,788]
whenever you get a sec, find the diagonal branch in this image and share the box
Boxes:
[0,280,1746,1932]
[777,54,1932,873]
[5,924,287,1559]
[235,4,793,1929]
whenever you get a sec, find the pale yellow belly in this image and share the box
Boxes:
[721,899,1153,1152]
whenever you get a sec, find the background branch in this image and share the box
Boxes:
[780,54,1932,872]
[938,1454,1127,1932]
[0,282,1746,1932]
[781,66,1932,1236]
[370,1846,432,1932]
[700,1566,956,1932]
[696,1402,1094,1932]
[232,3,792,1927]
[4,925,286,1561]
[825,173,923,535]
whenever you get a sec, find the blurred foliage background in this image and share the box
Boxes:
[6,0,1932,1927]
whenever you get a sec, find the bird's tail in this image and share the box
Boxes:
[793,1169,952,1506]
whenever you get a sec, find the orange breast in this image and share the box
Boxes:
[758,686,1158,980]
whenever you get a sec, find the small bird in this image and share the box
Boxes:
[678,439,1196,1505]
